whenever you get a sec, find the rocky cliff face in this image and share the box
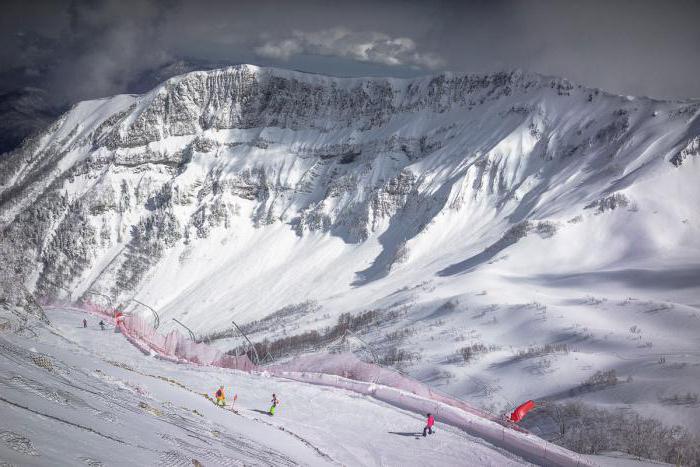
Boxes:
[0,64,698,312]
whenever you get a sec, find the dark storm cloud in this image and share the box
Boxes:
[440,0,700,99]
[1,0,699,106]
[1,0,174,102]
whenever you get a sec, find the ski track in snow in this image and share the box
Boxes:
[0,307,532,466]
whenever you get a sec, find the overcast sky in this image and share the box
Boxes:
[2,0,700,105]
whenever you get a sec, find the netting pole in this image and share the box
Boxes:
[131,299,160,329]
[346,329,380,364]
[172,318,196,340]
[231,319,259,365]
[85,290,113,315]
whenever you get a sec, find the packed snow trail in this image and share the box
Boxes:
[0,307,531,466]
[70,302,594,466]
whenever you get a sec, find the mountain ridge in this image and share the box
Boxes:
[2,64,698,298]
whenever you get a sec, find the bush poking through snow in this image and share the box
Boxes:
[511,343,569,362]
[458,343,499,363]
[534,221,557,238]
[584,369,618,387]
[240,300,322,335]
[228,308,392,361]
[384,327,416,344]
[566,370,620,397]
[378,346,420,369]
[584,193,630,214]
[660,393,700,407]
[525,401,700,465]
[198,300,322,343]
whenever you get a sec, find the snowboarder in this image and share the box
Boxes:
[269,393,279,416]
[215,386,226,407]
[423,413,435,437]
[83,319,87,328]
[99,320,105,331]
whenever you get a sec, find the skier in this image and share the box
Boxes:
[422,413,435,437]
[215,386,226,407]
[83,319,87,328]
[269,393,279,416]
[99,320,105,331]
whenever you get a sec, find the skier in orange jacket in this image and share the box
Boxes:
[215,386,226,406]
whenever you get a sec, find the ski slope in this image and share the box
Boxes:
[2,64,699,446]
[0,307,532,466]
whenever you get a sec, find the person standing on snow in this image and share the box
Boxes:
[423,413,435,437]
[269,393,279,416]
[99,320,105,331]
[215,386,226,406]
[83,319,87,328]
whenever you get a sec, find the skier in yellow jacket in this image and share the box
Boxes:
[215,385,226,406]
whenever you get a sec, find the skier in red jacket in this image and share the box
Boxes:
[423,413,435,436]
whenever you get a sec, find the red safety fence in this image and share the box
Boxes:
[68,301,255,372]
[50,302,595,466]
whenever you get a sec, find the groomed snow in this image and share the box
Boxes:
[0,307,533,466]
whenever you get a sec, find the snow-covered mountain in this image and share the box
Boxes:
[0,59,235,158]
[2,64,700,434]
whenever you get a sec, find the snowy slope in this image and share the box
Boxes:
[1,64,699,436]
[0,307,530,466]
